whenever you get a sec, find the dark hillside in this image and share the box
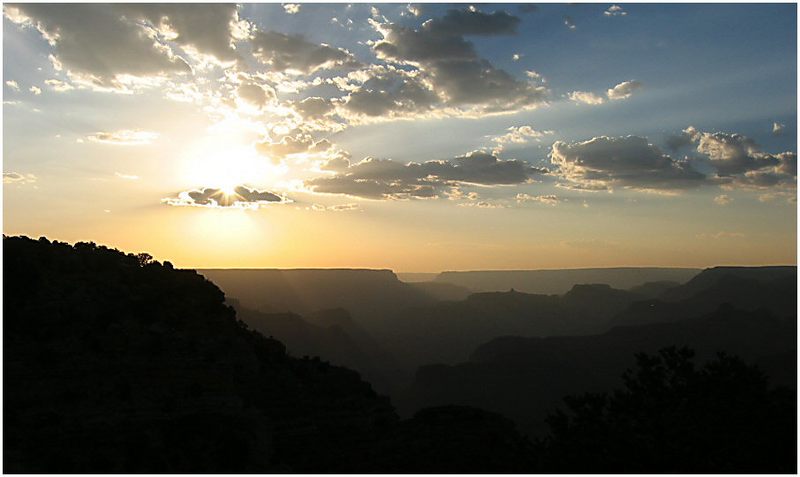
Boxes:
[3,236,531,473]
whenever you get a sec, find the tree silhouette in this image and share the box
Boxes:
[536,346,796,473]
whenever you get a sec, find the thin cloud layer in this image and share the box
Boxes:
[306,151,545,199]
[86,130,159,145]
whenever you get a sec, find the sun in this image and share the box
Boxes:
[179,136,281,193]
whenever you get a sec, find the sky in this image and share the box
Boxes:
[2,2,797,271]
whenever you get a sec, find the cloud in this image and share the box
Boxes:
[4,4,243,87]
[568,91,606,105]
[604,5,627,16]
[569,80,642,105]
[251,30,359,74]
[309,202,361,212]
[550,136,706,191]
[696,231,745,240]
[283,4,301,15]
[5,80,20,91]
[691,130,796,189]
[772,121,785,136]
[306,150,544,199]
[563,16,576,30]
[44,79,74,92]
[115,172,139,180]
[29,86,41,95]
[163,185,289,209]
[665,126,699,151]
[3,172,37,184]
[369,8,548,115]
[492,126,553,147]
[713,194,732,206]
[516,193,559,205]
[518,4,539,14]
[255,131,332,163]
[86,130,159,145]
[607,80,642,100]
[338,65,439,118]
[236,81,276,108]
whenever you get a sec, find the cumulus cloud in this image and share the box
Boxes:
[687,129,796,190]
[5,80,20,91]
[283,4,301,15]
[516,193,559,205]
[713,194,732,206]
[4,4,243,87]
[338,65,439,118]
[251,30,359,74]
[29,86,42,95]
[606,80,642,100]
[563,16,576,30]
[236,81,276,108]
[569,80,642,105]
[163,185,289,209]
[306,150,544,199]
[86,130,159,145]
[550,136,706,191]
[3,172,37,184]
[568,91,606,105]
[604,5,627,16]
[368,7,548,115]
[255,131,333,163]
[772,121,785,136]
[44,79,74,92]
[492,126,553,151]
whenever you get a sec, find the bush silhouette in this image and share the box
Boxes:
[537,346,796,473]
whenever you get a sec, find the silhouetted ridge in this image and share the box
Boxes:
[3,236,532,473]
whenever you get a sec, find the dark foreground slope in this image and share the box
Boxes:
[3,236,532,473]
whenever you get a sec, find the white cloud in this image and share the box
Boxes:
[516,193,559,205]
[3,172,37,184]
[713,194,732,206]
[607,80,642,100]
[5,80,20,91]
[29,86,42,95]
[773,121,785,136]
[604,5,627,16]
[86,130,159,145]
[568,91,606,105]
[283,4,301,14]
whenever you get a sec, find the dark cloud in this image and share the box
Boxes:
[423,9,520,36]
[236,82,276,107]
[163,185,288,208]
[695,131,782,176]
[306,151,544,199]
[293,96,335,118]
[255,131,332,163]
[251,30,359,74]
[551,136,706,191]
[369,8,547,114]
[341,67,439,117]
[5,4,242,85]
